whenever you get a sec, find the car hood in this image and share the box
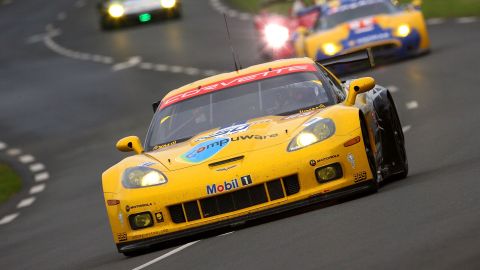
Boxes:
[145,110,326,171]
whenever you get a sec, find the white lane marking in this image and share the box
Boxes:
[169,65,184,73]
[7,148,21,156]
[34,172,50,182]
[30,163,45,172]
[112,56,142,71]
[57,12,67,21]
[218,231,235,237]
[30,184,46,194]
[155,64,168,71]
[185,67,200,76]
[17,197,36,209]
[19,154,35,164]
[456,17,477,24]
[0,141,7,150]
[0,213,19,225]
[203,70,220,76]
[426,18,446,25]
[406,101,419,110]
[208,0,252,21]
[402,125,411,133]
[139,62,154,70]
[132,241,199,270]
[387,85,398,93]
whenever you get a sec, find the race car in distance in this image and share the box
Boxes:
[97,0,181,30]
[102,51,408,256]
[293,0,430,61]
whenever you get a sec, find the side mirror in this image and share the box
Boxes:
[116,136,144,154]
[345,77,376,106]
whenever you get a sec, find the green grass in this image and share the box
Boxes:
[0,164,22,204]
[225,0,480,18]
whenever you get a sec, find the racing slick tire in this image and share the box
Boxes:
[384,92,409,180]
[360,115,379,193]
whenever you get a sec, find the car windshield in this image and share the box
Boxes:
[318,2,396,30]
[145,71,335,150]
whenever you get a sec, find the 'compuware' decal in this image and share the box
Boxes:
[160,64,317,109]
[181,137,230,163]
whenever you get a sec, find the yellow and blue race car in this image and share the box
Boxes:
[97,0,181,30]
[294,0,430,61]
[102,52,408,256]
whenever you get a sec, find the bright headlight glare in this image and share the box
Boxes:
[122,167,167,188]
[160,0,176,8]
[322,43,340,56]
[396,24,411,37]
[288,118,335,151]
[108,3,125,18]
[264,23,289,49]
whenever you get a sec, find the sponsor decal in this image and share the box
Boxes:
[131,230,165,241]
[216,165,237,172]
[118,212,124,226]
[309,154,340,166]
[117,232,127,242]
[354,171,367,183]
[206,175,253,195]
[299,104,326,114]
[181,137,230,163]
[282,110,316,120]
[125,203,152,212]
[139,162,156,167]
[196,123,250,141]
[347,153,356,169]
[159,64,318,109]
[153,140,177,150]
[230,134,278,141]
[355,32,390,45]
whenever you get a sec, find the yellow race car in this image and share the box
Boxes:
[294,0,430,61]
[102,52,408,255]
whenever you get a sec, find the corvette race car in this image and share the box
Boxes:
[97,0,181,30]
[294,0,430,61]
[102,51,408,255]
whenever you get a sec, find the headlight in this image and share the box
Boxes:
[122,167,168,188]
[395,24,411,37]
[322,43,341,56]
[264,23,290,49]
[160,0,176,8]
[288,118,335,151]
[108,3,125,18]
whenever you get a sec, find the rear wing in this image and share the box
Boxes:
[316,48,375,75]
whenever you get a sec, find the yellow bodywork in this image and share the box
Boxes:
[295,7,430,59]
[102,58,375,248]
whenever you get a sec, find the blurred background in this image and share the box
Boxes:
[0,0,479,269]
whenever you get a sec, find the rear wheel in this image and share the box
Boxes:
[360,116,379,193]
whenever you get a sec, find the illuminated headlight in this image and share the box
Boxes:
[288,118,335,151]
[264,23,290,49]
[160,0,177,8]
[129,212,154,230]
[396,24,411,37]
[322,43,341,56]
[108,3,125,18]
[122,167,168,188]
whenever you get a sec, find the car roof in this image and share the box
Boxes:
[161,57,316,102]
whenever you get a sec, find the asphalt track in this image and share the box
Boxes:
[0,0,479,269]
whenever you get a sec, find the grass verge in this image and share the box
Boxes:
[225,0,480,18]
[0,163,22,204]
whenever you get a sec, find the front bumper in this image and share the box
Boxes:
[117,180,373,253]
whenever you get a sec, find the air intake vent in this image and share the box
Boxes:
[168,204,186,224]
[282,174,300,195]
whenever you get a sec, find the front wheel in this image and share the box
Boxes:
[361,116,379,193]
